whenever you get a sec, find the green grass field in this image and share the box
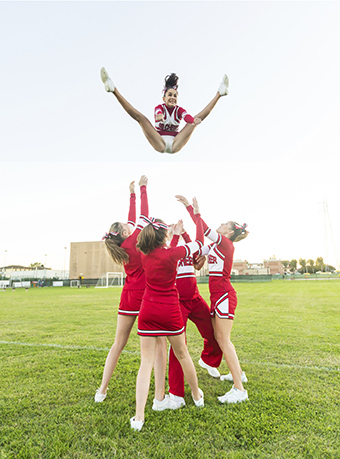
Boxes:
[1,281,339,459]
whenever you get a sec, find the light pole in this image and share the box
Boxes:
[64,247,67,280]
[44,254,47,281]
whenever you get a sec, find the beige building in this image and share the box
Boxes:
[69,241,124,279]
[232,260,248,275]
[264,257,284,275]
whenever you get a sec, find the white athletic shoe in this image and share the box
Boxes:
[152,394,178,411]
[218,386,248,404]
[218,74,229,96]
[198,358,221,378]
[192,388,204,407]
[169,393,186,409]
[94,389,107,403]
[130,416,144,431]
[220,371,248,383]
[100,67,115,93]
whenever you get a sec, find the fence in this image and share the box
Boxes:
[197,274,272,284]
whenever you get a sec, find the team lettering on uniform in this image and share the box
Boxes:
[178,256,194,267]
[208,254,217,264]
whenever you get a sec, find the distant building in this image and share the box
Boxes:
[263,257,284,275]
[232,258,284,275]
[1,265,35,273]
[232,260,248,275]
[69,241,124,279]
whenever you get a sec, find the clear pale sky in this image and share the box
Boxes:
[1,1,339,271]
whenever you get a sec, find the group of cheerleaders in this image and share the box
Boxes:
[97,70,249,431]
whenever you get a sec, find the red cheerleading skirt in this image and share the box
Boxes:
[118,288,144,316]
[137,298,185,336]
[210,289,237,320]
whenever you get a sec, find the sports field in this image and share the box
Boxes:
[1,281,339,459]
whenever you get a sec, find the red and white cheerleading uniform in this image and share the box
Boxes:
[187,206,237,320]
[118,185,148,316]
[154,104,195,153]
[168,232,223,398]
[137,215,203,337]
[154,104,195,136]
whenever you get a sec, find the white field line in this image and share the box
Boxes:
[241,359,340,373]
[1,340,339,373]
[0,340,139,355]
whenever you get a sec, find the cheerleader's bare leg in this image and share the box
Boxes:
[110,89,166,153]
[135,336,157,421]
[153,337,167,401]
[167,333,202,403]
[172,92,222,153]
[97,315,136,396]
[212,316,244,391]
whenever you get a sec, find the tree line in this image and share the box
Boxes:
[281,257,336,274]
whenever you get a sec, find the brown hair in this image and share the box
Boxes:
[104,222,129,265]
[136,220,167,255]
[163,73,179,95]
[229,222,249,243]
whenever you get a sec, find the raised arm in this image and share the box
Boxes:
[192,198,204,245]
[176,194,221,244]
[127,181,136,228]
[139,175,149,217]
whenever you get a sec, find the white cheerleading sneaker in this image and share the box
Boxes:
[220,371,248,383]
[218,74,229,96]
[218,386,248,404]
[94,389,107,403]
[100,67,115,93]
[192,388,204,407]
[130,417,144,431]
[152,394,178,411]
[198,358,221,378]
[169,393,186,409]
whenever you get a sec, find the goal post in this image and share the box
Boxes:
[95,272,124,288]
[70,280,81,288]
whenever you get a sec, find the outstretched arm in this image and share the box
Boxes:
[139,175,149,217]
[176,194,221,244]
[127,181,136,228]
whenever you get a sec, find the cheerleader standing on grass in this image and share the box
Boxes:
[176,195,249,404]
[100,68,229,154]
[95,176,170,410]
[130,200,204,432]
[167,219,223,409]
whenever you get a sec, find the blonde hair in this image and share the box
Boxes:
[104,222,129,265]
[230,222,249,243]
[136,220,167,255]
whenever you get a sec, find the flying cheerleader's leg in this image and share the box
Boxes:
[195,74,229,122]
[100,68,166,153]
[172,74,229,153]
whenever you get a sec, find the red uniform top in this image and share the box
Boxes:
[120,185,148,291]
[154,104,195,137]
[186,205,235,294]
[170,233,200,301]
[141,214,203,304]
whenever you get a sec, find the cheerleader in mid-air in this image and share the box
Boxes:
[100,68,229,154]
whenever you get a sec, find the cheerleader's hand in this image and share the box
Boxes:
[173,219,184,235]
[155,113,164,122]
[192,197,199,214]
[167,224,175,239]
[129,181,135,193]
[193,117,202,126]
[175,195,190,207]
[139,175,148,187]
[193,255,206,271]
